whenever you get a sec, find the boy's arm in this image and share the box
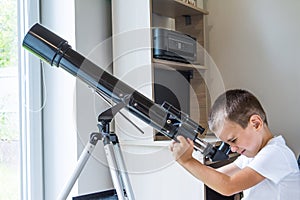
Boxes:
[170,136,265,196]
[217,162,240,176]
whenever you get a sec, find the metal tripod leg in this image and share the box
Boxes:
[113,143,135,200]
[57,133,101,200]
[57,133,135,200]
[103,134,135,200]
[58,102,135,200]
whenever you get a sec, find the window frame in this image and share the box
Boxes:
[18,0,44,199]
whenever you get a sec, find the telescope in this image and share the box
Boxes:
[22,23,230,162]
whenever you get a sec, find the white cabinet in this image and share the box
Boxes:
[112,1,210,199]
[112,0,154,141]
[112,0,210,141]
[121,141,205,200]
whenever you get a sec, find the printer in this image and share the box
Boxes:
[152,28,197,64]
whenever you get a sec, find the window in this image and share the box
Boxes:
[0,0,42,199]
[0,0,19,199]
[18,0,44,199]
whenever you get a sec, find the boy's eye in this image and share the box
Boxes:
[230,138,237,143]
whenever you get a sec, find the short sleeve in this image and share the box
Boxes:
[248,140,297,184]
[234,155,252,169]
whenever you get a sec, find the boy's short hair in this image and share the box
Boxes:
[208,89,268,133]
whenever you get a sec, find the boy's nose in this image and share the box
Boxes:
[230,146,239,152]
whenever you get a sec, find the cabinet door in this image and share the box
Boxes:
[112,0,154,141]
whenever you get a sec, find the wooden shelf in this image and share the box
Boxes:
[152,0,209,18]
[153,58,207,70]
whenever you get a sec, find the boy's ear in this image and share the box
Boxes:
[249,115,263,130]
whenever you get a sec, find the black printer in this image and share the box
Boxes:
[152,28,197,64]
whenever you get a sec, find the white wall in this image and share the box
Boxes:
[206,0,300,155]
[40,0,77,199]
[41,0,113,199]
[74,0,114,196]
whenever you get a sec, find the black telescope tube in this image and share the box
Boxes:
[22,23,173,134]
[22,23,229,161]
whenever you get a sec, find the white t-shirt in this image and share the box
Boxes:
[234,135,300,200]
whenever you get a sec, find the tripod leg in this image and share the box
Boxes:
[57,136,98,200]
[104,143,127,200]
[102,133,135,200]
[112,143,135,200]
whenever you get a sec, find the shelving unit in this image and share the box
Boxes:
[151,0,210,139]
[111,1,211,199]
[112,0,210,141]
[152,0,208,66]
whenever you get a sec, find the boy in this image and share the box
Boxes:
[169,89,300,199]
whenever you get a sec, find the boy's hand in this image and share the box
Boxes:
[169,135,194,165]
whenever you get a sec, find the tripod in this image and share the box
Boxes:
[57,102,135,200]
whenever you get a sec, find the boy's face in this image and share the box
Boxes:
[215,119,263,158]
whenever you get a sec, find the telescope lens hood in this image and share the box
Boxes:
[22,23,71,67]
